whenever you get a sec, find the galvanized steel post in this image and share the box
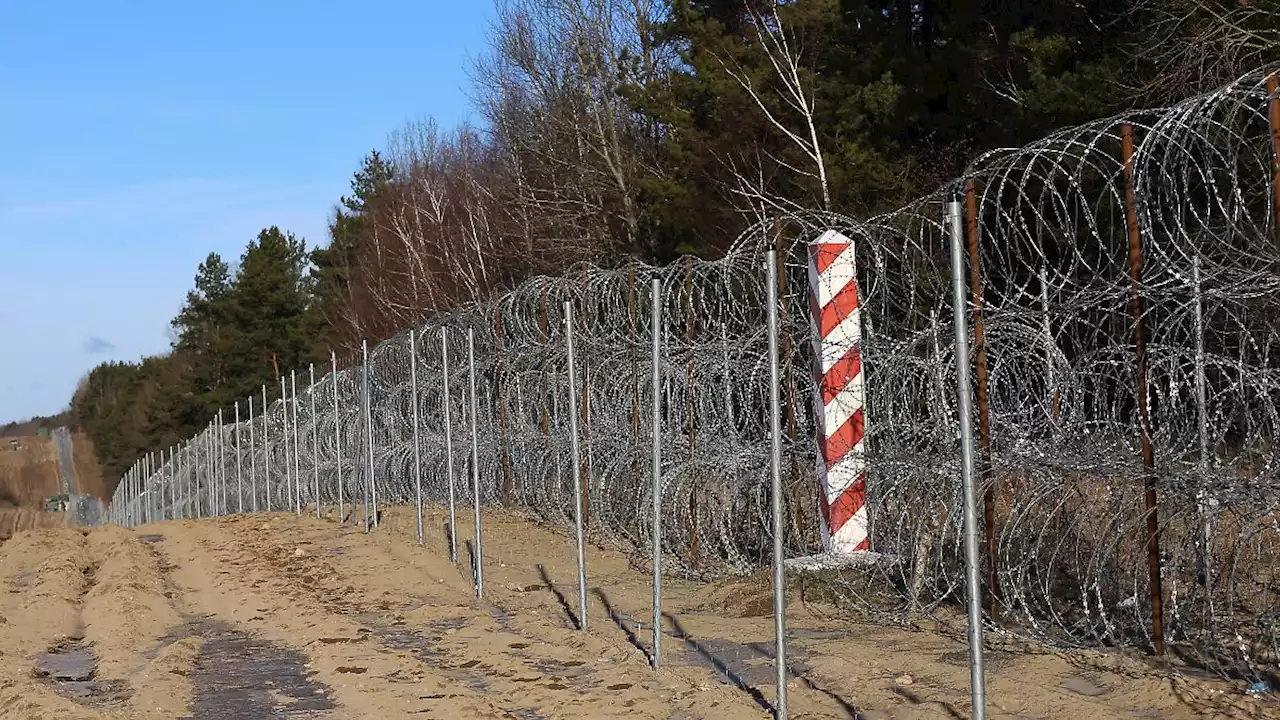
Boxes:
[249,396,257,513]
[361,340,373,532]
[281,376,291,513]
[332,350,343,522]
[235,402,244,513]
[292,369,302,515]
[564,302,589,631]
[948,190,989,720]
[467,328,484,599]
[766,251,788,720]
[263,385,271,512]
[411,329,424,545]
[442,328,458,563]
[311,363,320,519]
[650,277,663,668]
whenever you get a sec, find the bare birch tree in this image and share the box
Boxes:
[718,2,832,211]
[1130,0,1280,100]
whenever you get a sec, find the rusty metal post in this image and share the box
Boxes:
[539,279,551,437]
[496,306,513,505]
[1122,122,1165,656]
[684,255,700,569]
[773,218,808,546]
[630,259,640,438]
[580,266,592,533]
[1267,73,1280,232]
[964,180,1002,620]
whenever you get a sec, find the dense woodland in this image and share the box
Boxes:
[67,0,1279,486]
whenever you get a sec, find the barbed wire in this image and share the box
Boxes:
[114,65,1280,684]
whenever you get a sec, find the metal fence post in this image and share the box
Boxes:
[1191,254,1214,603]
[564,302,589,631]
[281,376,291,514]
[362,340,373,532]
[467,327,484,599]
[213,423,219,516]
[263,385,271,512]
[1121,122,1165,656]
[411,329,424,545]
[650,277,663,668]
[948,189,989,720]
[442,328,458,563]
[292,369,302,515]
[235,402,243,513]
[766,251,788,720]
[1267,72,1280,231]
[311,363,320,519]
[249,396,257,513]
[220,410,229,516]
[963,179,1002,618]
[207,421,214,517]
[170,445,176,520]
[191,441,199,520]
[332,350,343,523]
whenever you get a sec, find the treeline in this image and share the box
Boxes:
[0,412,72,438]
[71,0,1277,488]
[73,229,318,481]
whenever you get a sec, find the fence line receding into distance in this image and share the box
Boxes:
[110,65,1280,687]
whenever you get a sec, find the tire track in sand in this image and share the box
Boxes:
[176,514,764,719]
[153,518,541,719]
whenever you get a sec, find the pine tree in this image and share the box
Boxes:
[225,226,316,401]
[171,252,234,423]
[309,151,394,353]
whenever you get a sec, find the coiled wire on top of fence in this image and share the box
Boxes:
[118,65,1280,683]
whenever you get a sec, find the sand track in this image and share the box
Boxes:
[0,506,1272,719]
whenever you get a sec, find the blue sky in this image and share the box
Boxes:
[0,1,490,422]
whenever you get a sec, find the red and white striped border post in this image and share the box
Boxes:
[808,230,871,555]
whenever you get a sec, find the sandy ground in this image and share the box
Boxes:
[0,504,1273,720]
[0,508,63,540]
